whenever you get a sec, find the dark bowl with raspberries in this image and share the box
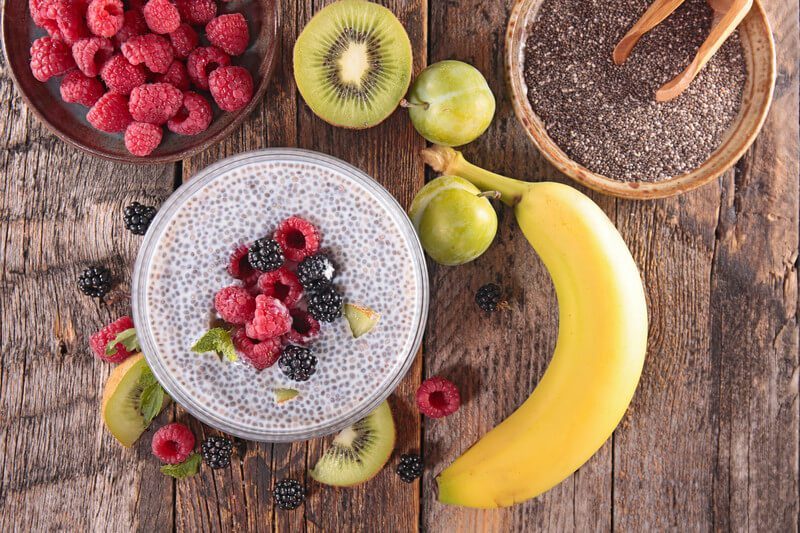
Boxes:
[1,0,278,163]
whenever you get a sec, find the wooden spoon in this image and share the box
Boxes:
[613,0,687,65]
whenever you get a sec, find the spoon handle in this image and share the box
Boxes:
[613,0,688,65]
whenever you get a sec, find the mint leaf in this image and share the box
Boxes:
[160,453,201,479]
[137,365,167,426]
[106,328,140,356]
[191,328,237,362]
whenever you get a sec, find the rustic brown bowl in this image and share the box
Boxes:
[1,0,278,164]
[505,0,776,199]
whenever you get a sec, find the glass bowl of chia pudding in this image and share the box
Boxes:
[132,149,428,442]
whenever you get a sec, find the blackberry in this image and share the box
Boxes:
[248,238,284,272]
[396,454,424,483]
[273,479,305,510]
[201,436,233,469]
[475,283,502,312]
[307,286,342,322]
[123,202,157,235]
[278,345,317,382]
[296,254,335,291]
[78,266,112,298]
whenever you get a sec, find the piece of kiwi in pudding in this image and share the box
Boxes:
[293,0,413,129]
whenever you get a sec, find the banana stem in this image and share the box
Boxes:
[420,145,529,207]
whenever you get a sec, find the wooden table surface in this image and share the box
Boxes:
[2,0,798,531]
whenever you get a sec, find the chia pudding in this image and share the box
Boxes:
[523,0,747,182]
[132,150,428,441]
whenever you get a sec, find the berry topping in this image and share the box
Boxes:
[86,0,124,38]
[60,70,105,107]
[168,23,199,59]
[227,244,255,280]
[306,285,342,323]
[175,0,216,25]
[231,327,281,370]
[248,238,284,272]
[54,0,89,45]
[89,315,136,363]
[142,0,180,34]
[123,201,157,234]
[396,454,424,483]
[155,60,190,91]
[208,65,253,112]
[151,422,195,464]
[121,33,174,74]
[283,308,320,346]
[201,436,233,469]
[78,265,112,297]
[166,91,212,135]
[30,0,57,27]
[246,295,292,340]
[278,345,317,382]
[100,54,147,95]
[124,121,163,156]
[214,286,256,325]
[205,13,249,56]
[475,283,503,312]
[114,9,147,45]
[257,267,303,307]
[273,479,306,511]
[72,37,114,77]
[129,83,183,124]
[29,37,75,82]
[273,216,320,263]
[87,92,132,132]
[296,254,334,291]
[416,376,461,418]
[186,45,230,90]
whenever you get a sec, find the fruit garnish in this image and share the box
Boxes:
[78,265,112,298]
[231,328,281,370]
[284,308,320,346]
[90,316,137,363]
[105,327,140,356]
[201,436,233,469]
[138,365,167,425]
[396,453,423,483]
[160,453,202,479]
[152,422,196,464]
[257,268,304,307]
[278,346,317,382]
[273,388,299,404]
[191,327,238,362]
[306,285,342,322]
[343,303,380,338]
[296,254,335,291]
[246,295,292,340]
[273,479,306,510]
[214,285,256,325]
[273,216,320,262]
[475,283,504,313]
[309,400,395,487]
[248,238,284,272]
[293,0,412,129]
[416,376,461,418]
[123,202,157,235]
[403,60,496,147]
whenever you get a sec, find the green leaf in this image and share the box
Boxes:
[191,328,238,362]
[137,365,166,426]
[106,328,140,356]
[160,453,202,479]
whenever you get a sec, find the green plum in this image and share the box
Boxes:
[409,176,498,266]
[404,60,496,147]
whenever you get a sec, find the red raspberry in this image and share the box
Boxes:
[60,70,104,106]
[256,267,303,307]
[30,0,58,27]
[214,286,256,325]
[231,328,281,370]
[121,33,174,74]
[205,13,249,56]
[151,423,195,464]
[155,60,190,90]
[89,315,136,363]
[29,37,75,82]
[124,121,162,156]
[86,0,124,38]
[87,92,132,132]
[167,91,213,135]
[126,0,145,9]
[227,244,254,280]
[72,37,113,77]
[54,0,89,44]
[114,9,147,45]
[142,0,180,34]
[129,82,183,124]
[416,376,461,418]
[100,54,147,94]
[175,0,216,25]
[283,308,320,346]
[245,295,291,341]
[40,18,65,41]
[208,66,253,112]
[168,24,198,59]
[273,216,320,262]
[186,46,229,90]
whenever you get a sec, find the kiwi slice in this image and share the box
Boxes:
[344,303,380,338]
[293,0,413,129]
[274,388,300,404]
[310,400,395,486]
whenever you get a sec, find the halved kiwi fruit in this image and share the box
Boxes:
[310,400,395,486]
[293,0,413,129]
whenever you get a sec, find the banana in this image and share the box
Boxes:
[421,146,648,508]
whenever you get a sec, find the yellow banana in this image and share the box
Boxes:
[421,146,648,508]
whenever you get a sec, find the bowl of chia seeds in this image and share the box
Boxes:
[505,0,776,199]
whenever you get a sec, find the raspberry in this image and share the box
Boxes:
[151,423,195,464]
[100,54,147,95]
[175,0,216,25]
[121,33,174,74]
[168,23,199,59]
[273,216,320,262]
[227,244,255,280]
[86,0,124,38]
[416,376,461,418]
[245,295,291,341]
[87,92,132,132]
[208,66,253,112]
[89,315,135,363]
[60,70,104,106]
[124,122,162,156]
[186,46,229,90]
[256,267,303,307]
[142,0,180,34]
[114,9,147,45]
[167,91,212,135]
[283,308,320,346]
[205,13,249,56]
[54,0,89,44]
[72,37,113,77]
[155,60,190,90]
[30,0,58,27]
[231,327,281,370]
[129,83,183,124]
[41,18,65,41]
[214,286,256,325]
[30,37,75,82]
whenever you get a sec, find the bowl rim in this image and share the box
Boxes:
[1,0,280,165]
[504,0,777,200]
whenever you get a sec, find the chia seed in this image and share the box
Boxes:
[523,0,746,182]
